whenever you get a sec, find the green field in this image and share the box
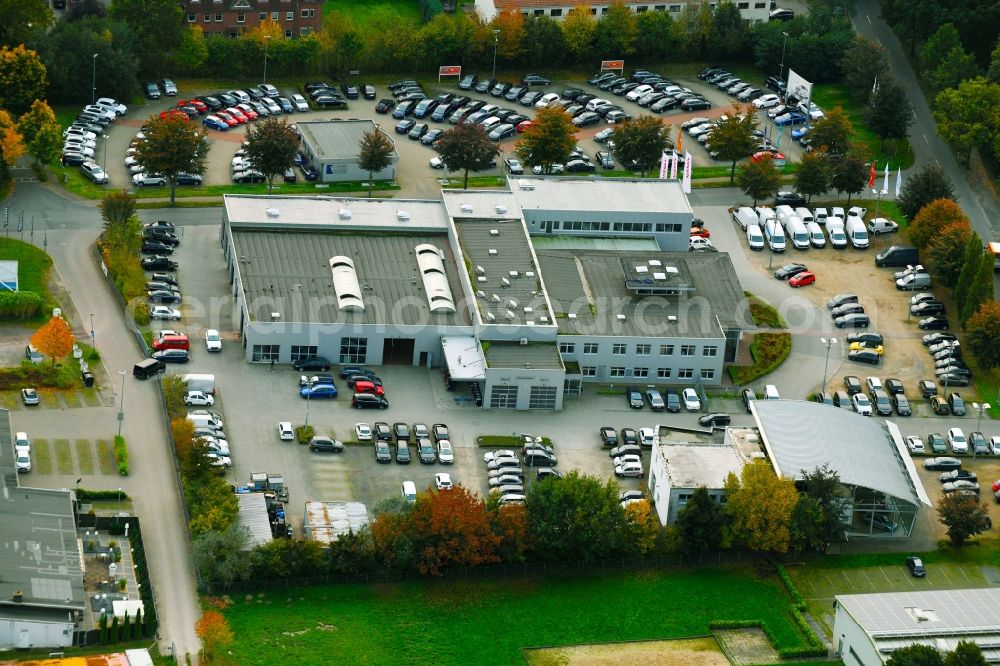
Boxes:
[810,84,915,170]
[323,0,421,23]
[221,568,812,665]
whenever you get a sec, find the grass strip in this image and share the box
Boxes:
[33,438,53,474]
[96,439,116,475]
[76,439,95,475]
[54,439,74,474]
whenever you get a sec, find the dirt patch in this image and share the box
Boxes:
[525,636,730,666]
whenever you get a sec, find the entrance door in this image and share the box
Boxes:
[382,338,416,364]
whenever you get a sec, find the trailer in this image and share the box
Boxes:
[988,241,1000,270]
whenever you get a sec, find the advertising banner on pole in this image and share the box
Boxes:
[659,151,670,179]
[600,60,625,72]
[669,152,678,180]
[681,152,692,194]
[438,65,462,81]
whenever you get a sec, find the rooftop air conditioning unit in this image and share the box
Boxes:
[519,337,528,345]
[495,205,507,214]
[567,313,577,320]
[509,271,519,278]
[477,276,487,283]
[488,249,498,256]
[476,265,486,275]
[397,210,410,221]
[505,310,516,320]
[616,314,626,322]
[525,271,535,278]
[648,259,662,266]
[501,277,511,287]
[460,203,473,213]
[667,315,678,322]
[518,179,535,190]
[271,312,281,321]
[746,434,760,443]
[749,451,766,459]
[523,306,532,313]
[539,315,549,323]
[486,312,496,322]
[338,209,352,220]
[489,228,500,236]
[265,208,280,218]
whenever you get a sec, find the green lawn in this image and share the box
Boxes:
[810,84,915,170]
[323,0,421,23]
[0,238,55,312]
[221,568,811,665]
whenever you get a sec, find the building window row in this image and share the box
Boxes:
[490,385,518,408]
[251,344,279,362]
[339,337,367,364]
[529,386,558,409]
[290,345,317,362]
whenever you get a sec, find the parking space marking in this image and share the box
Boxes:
[878,566,894,586]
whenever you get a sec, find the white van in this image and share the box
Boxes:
[585,97,612,112]
[787,217,810,250]
[626,85,653,102]
[806,221,826,248]
[755,206,775,224]
[813,207,828,225]
[764,384,780,400]
[732,206,759,230]
[775,205,796,222]
[401,481,417,503]
[187,414,216,429]
[182,373,216,394]
[826,217,847,248]
[480,116,502,132]
[535,93,560,109]
[795,207,814,225]
[846,216,869,249]
[746,224,765,251]
[764,219,786,252]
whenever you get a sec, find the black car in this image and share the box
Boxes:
[141,241,174,255]
[620,428,639,446]
[600,427,618,447]
[834,313,870,329]
[490,81,512,97]
[61,152,86,166]
[664,389,681,413]
[408,122,429,140]
[375,440,392,463]
[871,388,892,416]
[940,469,977,483]
[698,413,732,427]
[417,439,436,464]
[773,263,807,280]
[936,372,971,386]
[151,272,177,286]
[458,74,477,90]
[375,99,396,114]
[520,91,543,106]
[314,95,348,109]
[918,316,950,330]
[827,293,859,309]
[911,301,946,316]
[340,366,374,379]
[144,81,161,99]
[923,456,961,471]
[309,436,344,453]
[831,303,865,318]
[293,356,332,372]
[892,393,912,416]
[626,388,643,409]
[393,422,411,443]
[741,388,757,412]
[848,349,880,365]
[565,159,595,172]
[341,83,359,99]
[197,95,223,110]
[217,93,238,107]
[395,119,416,134]
[474,78,496,93]
[152,349,189,363]
[680,98,712,111]
[395,442,411,464]
[374,422,392,441]
[884,378,905,395]
[174,173,203,186]
[948,393,966,415]
[843,375,862,394]
[846,332,882,346]
[774,191,807,207]
[141,256,178,271]
[522,74,551,86]
[906,556,926,578]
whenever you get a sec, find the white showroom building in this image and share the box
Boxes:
[220,177,748,410]
[297,120,398,183]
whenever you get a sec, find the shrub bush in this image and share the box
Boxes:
[729,333,792,385]
[114,435,129,476]
[295,425,315,444]
[0,361,77,389]
[0,291,43,319]
[163,376,188,419]
[77,489,130,501]
[777,565,807,611]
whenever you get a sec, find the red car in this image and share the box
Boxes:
[789,271,816,287]
[179,98,207,113]
[236,103,259,121]
[215,111,239,127]
[517,120,534,133]
[224,107,249,124]
[158,109,188,120]
[992,479,1000,492]
[690,227,711,239]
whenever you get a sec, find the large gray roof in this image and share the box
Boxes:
[0,410,83,611]
[484,341,563,370]
[509,176,693,217]
[534,249,746,338]
[750,400,928,507]
[298,120,396,162]
[839,588,1000,635]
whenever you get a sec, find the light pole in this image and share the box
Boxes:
[304,387,311,428]
[91,53,99,104]
[262,35,271,86]
[102,134,109,172]
[972,403,991,457]
[820,337,837,393]
[89,313,95,349]
[872,188,888,217]
[116,370,126,437]
[778,32,790,84]
[492,30,500,80]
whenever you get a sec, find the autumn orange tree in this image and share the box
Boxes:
[724,461,799,554]
[31,316,75,365]
[195,610,233,662]
[410,485,501,575]
[906,198,969,249]
[492,502,529,563]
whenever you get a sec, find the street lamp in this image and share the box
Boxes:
[89,313,95,349]
[778,32,790,84]
[971,403,991,456]
[492,29,500,80]
[262,35,272,86]
[873,188,888,217]
[102,134,109,172]
[820,337,837,393]
[116,370,126,437]
[91,53,99,105]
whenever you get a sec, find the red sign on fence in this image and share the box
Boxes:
[438,65,462,79]
[600,60,625,71]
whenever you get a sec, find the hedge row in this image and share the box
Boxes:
[77,488,131,501]
[0,291,43,319]
[729,332,792,385]
[113,435,129,476]
[782,607,827,658]
[777,564,807,611]
[0,362,77,389]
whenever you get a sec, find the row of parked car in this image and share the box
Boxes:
[589,69,712,113]
[625,386,702,412]
[481,436,560,505]
[61,97,130,184]
[732,204,884,254]
[296,365,391,409]
[185,409,232,469]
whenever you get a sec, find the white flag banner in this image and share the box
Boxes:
[681,152,692,194]
[669,152,678,180]
[895,167,902,198]
[659,151,670,179]
[882,163,890,193]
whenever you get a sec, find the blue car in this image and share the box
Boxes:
[774,111,807,126]
[202,115,229,131]
[791,125,812,140]
[300,384,338,399]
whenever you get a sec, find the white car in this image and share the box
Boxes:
[852,393,872,416]
[200,436,231,456]
[16,450,31,473]
[205,329,222,352]
[681,388,701,411]
[133,173,166,187]
[612,454,642,466]
[689,237,713,251]
[991,436,1000,455]
[429,156,444,169]
[96,97,127,116]
[534,92,560,109]
[905,436,925,454]
[753,93,781,109]
[290,94,309,111]
[614,461,644,478]
[278,421,294,441]
[65,135,97,150]
[190,410,224,428]
[436,439,454,464]
[355,423,373,441]
[638,427,655,447]
[483,449,517,464]
[204,452,232,468]
[67,144,95,157]
[434,473,453,490]
[157,329,180,338]
[184,390,214,406]
[14,432,31,454]
[150,306,181,321]
[947,427,968,454]
[65,127,97,141]
[261,97,281,114]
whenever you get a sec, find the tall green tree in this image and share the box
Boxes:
[526,471,631,562]
[922,24,964,74]
[724,461,799,554]
[634,11,676,61]
[829,150,867,203]
[594,0,637,58]
[925,221,972,285]
[798,465,845,550]
[928,48,981,94]
[109,0,184,74]
[961,253,995,323]
[133,114,209,205]
[244,117,300,194]
[560,4,596,63]
[906,199,969,249]
[436,121,500,190]
[676,486,726,553]
[989,37,1000,83]
[965,299,1000,369]
[519,16,567,69]
[898,163,956,220]
[0,45,48,116]
[809,107,854,156]
[710,2,750,60]
[886,644,945,666]
[0,0,53,48]
[945,641,989,666]
[515,107,575,175]
[937,492,991,547]
[789,496,828,554]
[954,232,983,315]
[100,190,140,252]
[357,129,395,197]
[192,524,255,586]
[840,36,890,104]
[794,150,829,203]
[610,115,671,177]
[174,25,208,75]
[16,99,62,169]
[865,78,913,148]
[736,156,781,207]
[710,107,758,183]
[933,78,1000,166]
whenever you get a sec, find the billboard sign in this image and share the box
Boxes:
[438,65,462,81]
[600,60,625,72]
[786,69,812,104]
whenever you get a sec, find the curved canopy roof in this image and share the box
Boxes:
[750,400,929,507]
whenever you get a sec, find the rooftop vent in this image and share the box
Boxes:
[476,290,486,298]
[270,312,281,321]
[517,179,535,190]
[567,313,577,320]
[489,228,500,236]
[666,266,679,274]
[501,277,511,287]
[495,205,507,214]
[488,248,498,256]
[505,310,516,320]
[476,265,486,275]
[519,337,528,345]
[491,294,501,303]
[338,208,352,220]
[653,272,667,280]
[397,210,410,221]
[460,203,473,213]
[667,315,678,322]
[635,265,649,273]
[539,315,549,323]
[508,299,518,309]
[616,314,626,322]
[265,208,280,218]
[486,312,496,322]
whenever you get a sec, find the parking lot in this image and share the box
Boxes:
[105,70,806,200]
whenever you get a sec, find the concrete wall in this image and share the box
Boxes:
[316,158,396,184]
[557,334,725,385]
[833,603,882,666]
[484,366,564,411]
[0,617,74,650]
[521,208,690,252]
[648,442,673,525]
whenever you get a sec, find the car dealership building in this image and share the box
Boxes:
[220,177,748,409]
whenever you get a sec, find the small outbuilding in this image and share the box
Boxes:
[297,120,398,183]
